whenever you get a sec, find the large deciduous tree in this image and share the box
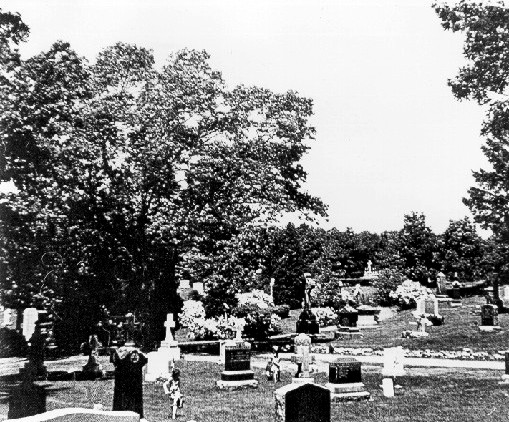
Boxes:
[434,1,509,293]
[0,22,326,348]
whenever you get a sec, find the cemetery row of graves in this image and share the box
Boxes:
[4,268,509,421]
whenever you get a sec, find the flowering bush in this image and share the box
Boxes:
[311,307,337,328]
[179,300,206,328]
[233,303,282,340]
[390,280,432,309]
[236,290,274,309]
[185,317,218,340]
[185,315,245,341]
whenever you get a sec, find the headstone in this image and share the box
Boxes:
[216,340,258,390]
[382,346,406,377]
[193,282,204,295]
[144,313,180,382]
[356,305,380,327]
[179,279,191,289]
[424,296,435,315]
[274,383,330,422]
[291,333,314,384]
[436,272,447,294]
[382,377,395,397]
[111,347,148,417]
[22,308,39,341]
[8,367,47,419]
[479,304,501,331]
[499,351,509,384]
[296,308,320,334]
[20,322,48,379]
[325,358,370,401]
[415,297,425,316]
[296,276,319,334]
[2,308,13,327]
[82,334,104,379]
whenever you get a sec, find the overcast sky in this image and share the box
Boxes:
[2,0,489,234]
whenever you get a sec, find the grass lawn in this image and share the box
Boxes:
[2,360,509,422]
[275,296,509,353]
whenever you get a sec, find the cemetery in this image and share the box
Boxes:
[4,2,509,422]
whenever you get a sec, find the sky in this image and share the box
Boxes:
[2,0,489,234]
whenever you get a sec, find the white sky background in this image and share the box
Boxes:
[2,0,489,234]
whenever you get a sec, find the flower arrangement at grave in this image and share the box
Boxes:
[310,307,337,328]
[236,290,274,309]
[390,280,432,310]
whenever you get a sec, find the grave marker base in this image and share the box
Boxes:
[479,325,502,332]
[498,374,509,385]
[326,382,370,401]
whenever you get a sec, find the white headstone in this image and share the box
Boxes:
[3,308,12,327]
[22,308,39,340]
[193,282,204,295]
[382,377,395,397]
[179,279,191,289]
[382,346,406,377]
[145,313,180,382]
[416,297,426,315]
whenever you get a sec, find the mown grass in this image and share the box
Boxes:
[1,360,509,422]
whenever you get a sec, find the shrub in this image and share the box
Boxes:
[236,290,274,309]
[390,280,433,310]
[233,303,282,340]
[311,307,337,327]
[179,300,206,328]
[372,269,407,306]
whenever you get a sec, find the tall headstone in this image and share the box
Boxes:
[296,275,319,334]
[216,340,258,390]
[82,334,104,380]
[436,272,447,295]
[325,358,370,401]
[111,347,147,417]
[291,333,314,384]
[145,313,180,382]
[275,383,330,422]
[479,304,501,331]
[382,378,395,397]
[415,297,425,316]
[22,308,39,341]
[20,322,48,379]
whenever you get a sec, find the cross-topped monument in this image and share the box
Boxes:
[234,319,246,342]
[161,313,177,347]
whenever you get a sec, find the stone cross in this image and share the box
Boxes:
[234,319,246,341]
[164,314,176,342]
[293,333,312,379]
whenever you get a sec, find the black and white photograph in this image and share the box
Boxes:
[1,1,509,421]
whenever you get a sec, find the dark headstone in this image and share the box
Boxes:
[111,347,147,417]
[449,287,461,300]
[8,372,46,419]
[337,311,358,328]
[328,358,362,384]
[275,383,330,422]
[481,304,499,326]
[505,352,509,375]
[296,309,319,334]
[225,346,251,372]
